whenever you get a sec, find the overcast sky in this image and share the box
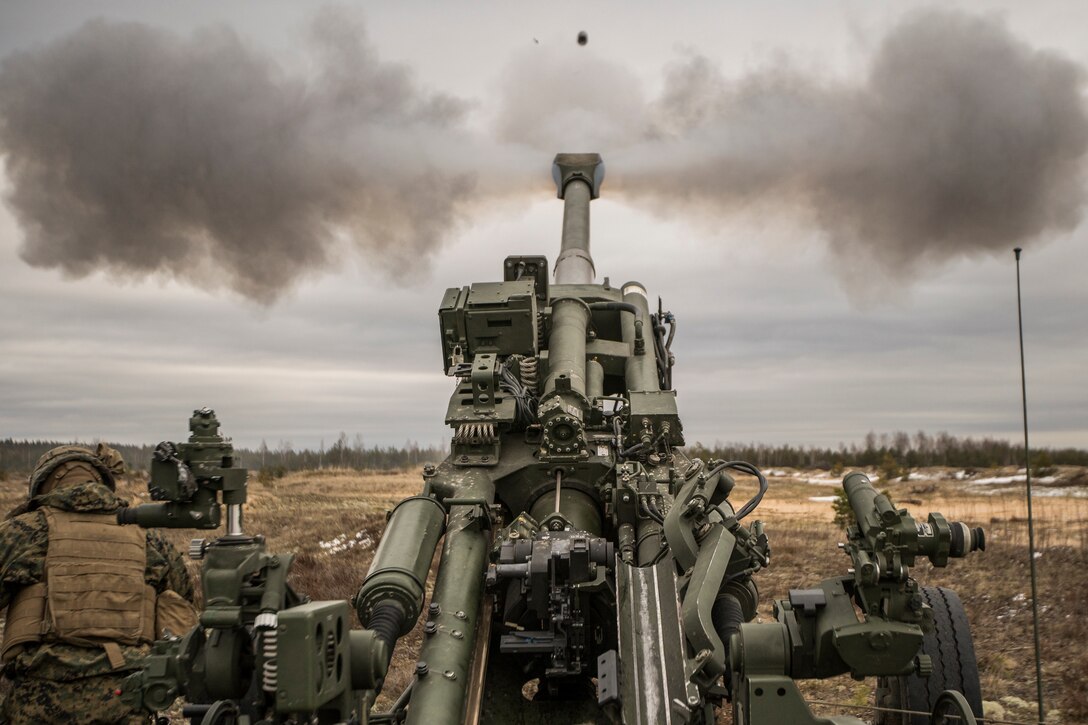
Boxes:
[0,1,1084,452]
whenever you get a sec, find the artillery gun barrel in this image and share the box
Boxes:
[552,153,604,285]
[543,154,606,403]
[556,180,594,284]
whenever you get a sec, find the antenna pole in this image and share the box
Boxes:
[1014,247,1045,724]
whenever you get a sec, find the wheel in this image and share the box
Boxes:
[190,699,240,725]
[931,690,978,725]
[874,586,982,725]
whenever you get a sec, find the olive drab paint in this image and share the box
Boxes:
[120,155,988,725]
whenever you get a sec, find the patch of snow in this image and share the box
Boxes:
[318,530,374,555]
[809,496,838,502]
[798,473,842,486]
[1033,487,1088,498]
[966,479,1086,498]
[969,488,1015,496]
[970,475,1021,485]
[970,475,1058,485]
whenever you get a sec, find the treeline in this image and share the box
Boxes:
[249,434,445,476]
[2,431,1086,481]
[0,434,446,479]
[686,431,1088,470]
[0,440,162,478]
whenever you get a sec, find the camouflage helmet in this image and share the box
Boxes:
[28,444,126,498]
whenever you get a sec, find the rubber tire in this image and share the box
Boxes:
[874,586,983,725]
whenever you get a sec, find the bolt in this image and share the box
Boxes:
[451,630,464,640]
[428,603,441,617]
[424,622,438,635]
[687,694,700,707]
[444,670,457,680]
[416,662,429,677]
[455,610,467,620]
[460,455,469,463]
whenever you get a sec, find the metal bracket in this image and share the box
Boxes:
[597,650,618,705]
[471,354,497,414]
[451,422,499,467]
[504,255,549,301]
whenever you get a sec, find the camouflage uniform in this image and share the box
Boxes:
[0,448,195,725]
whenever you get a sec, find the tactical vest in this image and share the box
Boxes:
[1,508,157,668]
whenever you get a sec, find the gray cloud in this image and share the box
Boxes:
[2,9,1084,306]
[0,8,476,303]
[489,11,1088,295]
[612,10,1088,290]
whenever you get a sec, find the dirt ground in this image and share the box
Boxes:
[1,465,1084,723]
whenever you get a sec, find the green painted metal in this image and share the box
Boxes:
[406,468,494,725]
[356,495,447,634]
[530,486,602,536]
[681,524,737,684]
[543,299,590,400]
[116,153,989,725]
[552,153,604,284]
[619,283,660,393]
[738,676,865,725]
[117,411,385,724]
[615,559,699,723]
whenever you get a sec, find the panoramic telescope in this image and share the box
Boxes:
[120,409,387,724]
[123,156,987,725]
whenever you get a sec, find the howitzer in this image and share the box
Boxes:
[356,153,988,725]
[119,408,388,725]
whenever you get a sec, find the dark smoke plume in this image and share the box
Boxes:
[2,9,1086,302]
[0,10,475,303]
[613,10,1088,284]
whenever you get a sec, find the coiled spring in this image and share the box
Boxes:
[261,628,278,692]
[519,356,538,395]
[454,422,497,444]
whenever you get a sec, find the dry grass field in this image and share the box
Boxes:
[1,465,1085,723]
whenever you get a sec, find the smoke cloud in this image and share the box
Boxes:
[613,11,1088,284]
[0,9,476,303]
[1,9,1086,302]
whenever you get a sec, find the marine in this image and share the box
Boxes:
[0,444,197,725]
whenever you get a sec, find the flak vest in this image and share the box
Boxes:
[1,508,156,670]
